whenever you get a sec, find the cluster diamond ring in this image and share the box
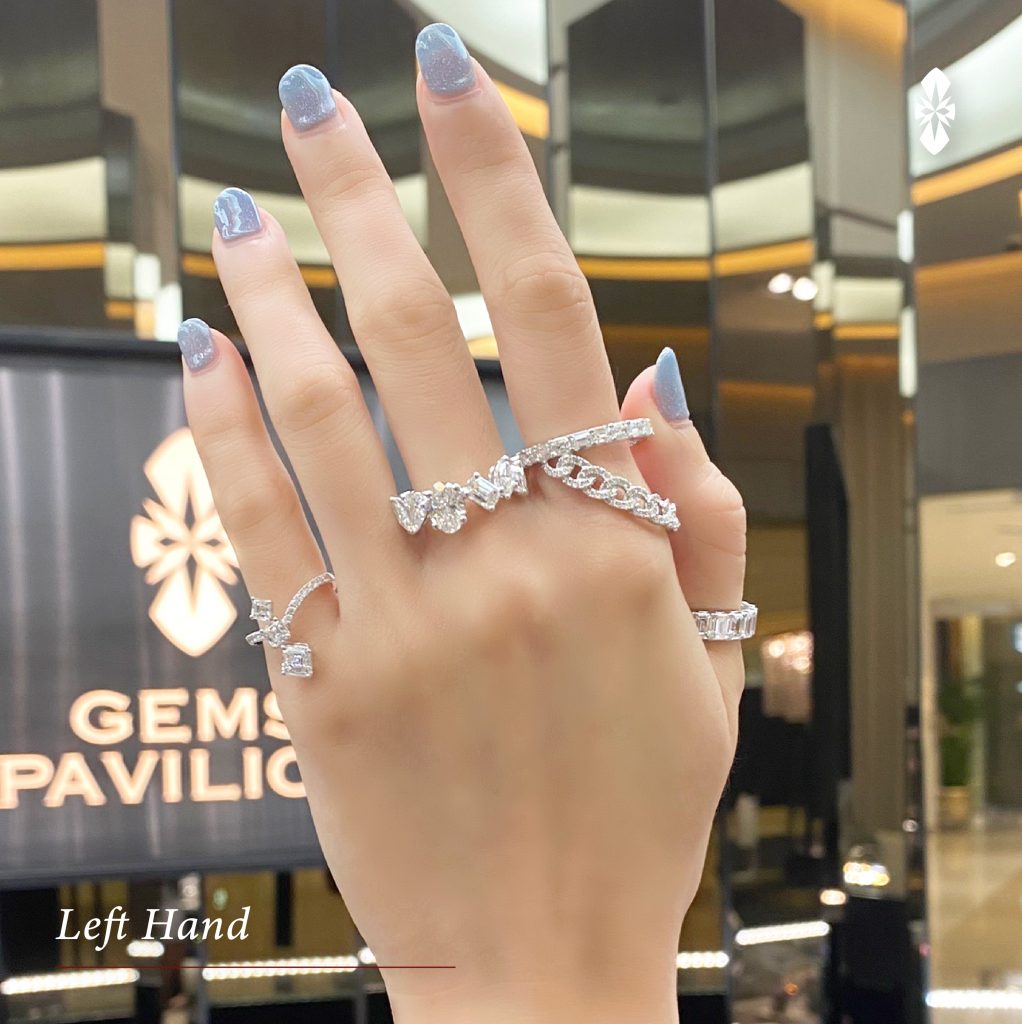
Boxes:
[246,571,335,678]
[390,418,655,536]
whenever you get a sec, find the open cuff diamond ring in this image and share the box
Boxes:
[246,572,335,678]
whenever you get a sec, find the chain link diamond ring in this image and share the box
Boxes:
[541,452,680,531]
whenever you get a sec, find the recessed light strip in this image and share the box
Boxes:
[1,968,139,996]
[734,920,830,946]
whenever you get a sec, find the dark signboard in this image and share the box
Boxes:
[0,337,515,885]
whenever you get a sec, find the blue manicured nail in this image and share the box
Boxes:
[653,347,690,422]
[213,187,261,241]
[177,318,216,373]
[278,64,337,131]
[416,23,475,97]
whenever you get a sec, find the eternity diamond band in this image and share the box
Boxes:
[246,572,336,678]
[693,602,759,641]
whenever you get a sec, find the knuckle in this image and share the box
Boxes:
[500,251,594,329]
[693,465,747,554]
[349,276,456,350]
[318,157,393,208]
[452,136,521,183]
[194,402,246,461]
[218,469,299,543]
[467,564,557,651]
[700,464,746,516]
[584,537,670,604]
[274,362,359,440]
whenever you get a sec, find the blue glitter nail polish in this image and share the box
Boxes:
[177,318,216,372]
[213,187,261,241]
[653,347,690,422]
[416,24,475,97]
[278,64,337,131]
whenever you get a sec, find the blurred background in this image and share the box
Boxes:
[1,0,1020,1022]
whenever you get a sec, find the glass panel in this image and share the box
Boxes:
[912,0,1022,1014]
[173,0,339,338]
[0,0,107,330]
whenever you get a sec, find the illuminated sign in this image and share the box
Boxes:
[0,688,303,810]
[0,364,324,885]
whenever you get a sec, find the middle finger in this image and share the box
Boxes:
[414,25,622,446]
[277,64,503,487]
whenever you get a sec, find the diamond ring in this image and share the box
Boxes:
[541,453,680,531]
[390,418,655,535]
[246,572,335,677]
[694,602,758,641]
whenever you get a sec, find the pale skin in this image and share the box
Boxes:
[181,49,746,1024]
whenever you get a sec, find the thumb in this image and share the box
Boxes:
[622,349,748,709]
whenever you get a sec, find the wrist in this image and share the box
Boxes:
[386,965,679,1024]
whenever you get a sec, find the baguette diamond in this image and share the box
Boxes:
[693,602,758,641]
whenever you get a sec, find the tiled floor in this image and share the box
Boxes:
[927,819,1022,1021]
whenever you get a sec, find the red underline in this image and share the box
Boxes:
[58,964,456,970]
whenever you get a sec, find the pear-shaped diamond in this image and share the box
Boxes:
[391,490,431,534]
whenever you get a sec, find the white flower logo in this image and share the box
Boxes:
[916,67,955,156]
[130,428,239,657]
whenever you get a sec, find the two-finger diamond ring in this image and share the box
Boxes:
[390,418,656,536]
[246,571,335,677]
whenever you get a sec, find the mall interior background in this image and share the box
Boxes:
[1,1,1021,1022]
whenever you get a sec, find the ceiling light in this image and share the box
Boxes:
[995,551,1017,567]
[843,859,891,888]
[768,272,794,294]
[791,276,818,301]
[819,888,847,907]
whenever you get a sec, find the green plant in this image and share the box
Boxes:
[938,675,985,789]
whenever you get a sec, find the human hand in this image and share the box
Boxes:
[177,24,746,1024]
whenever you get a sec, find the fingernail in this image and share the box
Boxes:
[213,187,262,241]
[278,64,338,131]
[653,347,690,423]
[416,23,475,97]
[177,318,217,373]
